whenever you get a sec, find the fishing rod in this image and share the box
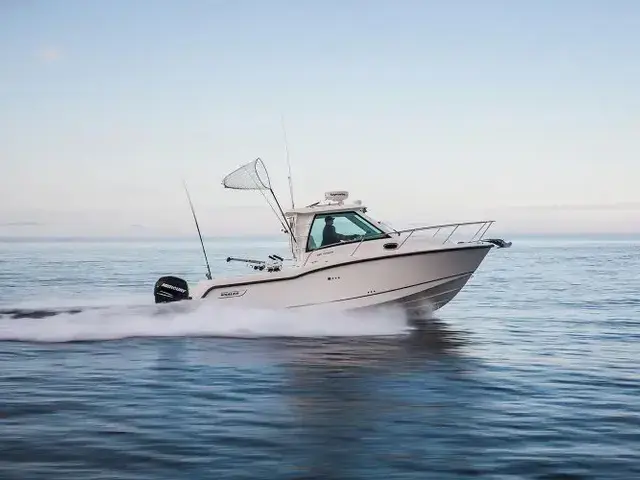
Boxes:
[281,113,295,209]
[182,181,212,280]
[226,255,284,272]
[226,256,264,265]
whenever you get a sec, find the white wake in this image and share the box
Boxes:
[0,298,411,343]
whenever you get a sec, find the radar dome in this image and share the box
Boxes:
[324,191,349,203]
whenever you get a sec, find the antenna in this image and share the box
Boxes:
[182,180,212,280]
[281,114,295,209]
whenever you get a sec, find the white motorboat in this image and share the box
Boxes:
[154,158,510,316]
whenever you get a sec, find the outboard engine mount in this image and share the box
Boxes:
[154,276,190,304]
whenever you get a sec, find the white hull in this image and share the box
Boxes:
[154,161,508,315]
[188,244,492,315]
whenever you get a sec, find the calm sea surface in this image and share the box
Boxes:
[1,235,639,479]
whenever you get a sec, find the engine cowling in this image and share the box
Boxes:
[154,276,190,303]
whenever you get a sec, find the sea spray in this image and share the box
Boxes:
[0,298,411,343]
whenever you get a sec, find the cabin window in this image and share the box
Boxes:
[307,212,388,251]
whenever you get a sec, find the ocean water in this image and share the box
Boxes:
[1,235,639,479]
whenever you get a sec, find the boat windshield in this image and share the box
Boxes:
[306,211,388,251]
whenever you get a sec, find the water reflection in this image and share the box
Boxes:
[143,318,495,477]
[274,319,489,477]
[279,317,469,370]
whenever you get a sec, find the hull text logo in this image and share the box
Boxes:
[219,289,246,298]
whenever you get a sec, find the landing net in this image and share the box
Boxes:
[220,157,294,246]
[221,158,271,191]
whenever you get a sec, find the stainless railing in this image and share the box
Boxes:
[350,220,495,256]
[394,220,494,248]
[302,220,495,266]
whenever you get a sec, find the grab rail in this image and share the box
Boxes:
[303,220,495,266]
[393,220,494,249]
[394,220,495,250]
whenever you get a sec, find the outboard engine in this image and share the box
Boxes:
[154,276,190,304]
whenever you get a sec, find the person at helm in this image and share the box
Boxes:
[321,216,360,247]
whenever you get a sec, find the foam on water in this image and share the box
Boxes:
[0,298,412,342]
[2,293,150,310]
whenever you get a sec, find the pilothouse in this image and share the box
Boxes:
[154,158,511,315]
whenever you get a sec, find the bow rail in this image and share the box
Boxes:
[302,221,496,266]
[348,220,495,257]
[393,220,494,247]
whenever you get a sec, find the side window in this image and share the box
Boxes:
[306,212,386,251]
[307,219,325,251]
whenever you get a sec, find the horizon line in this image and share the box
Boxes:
[1,232,639,243]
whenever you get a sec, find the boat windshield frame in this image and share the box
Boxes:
[305,211,391,252]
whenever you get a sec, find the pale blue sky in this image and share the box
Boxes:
[1,0,639,236]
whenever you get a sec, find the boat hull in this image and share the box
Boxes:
[190,244,492,314]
